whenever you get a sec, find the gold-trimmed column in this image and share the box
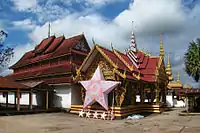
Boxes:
[81,87,85,104]
[119,80,128,106]
[115,75,121,106]
[155,84,160,105]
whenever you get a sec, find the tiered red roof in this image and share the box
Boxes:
[8,34,90,84]
[76,45,161,83]
[97,46,159,82]
[10,34,87,69]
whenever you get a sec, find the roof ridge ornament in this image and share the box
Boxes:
[130,21,137,52]
[48,22,51,38]
[124,21,139,69]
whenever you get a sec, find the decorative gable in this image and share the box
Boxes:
[72,36,90,53]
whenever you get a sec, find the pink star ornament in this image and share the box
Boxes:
[79,65,120,110]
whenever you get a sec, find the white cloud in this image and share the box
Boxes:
[11,0,37,11]
[7,0,200,87]
[29,2,70,23]
[85,0,125,5]
[58,0,126,6]
[12,19,36,30]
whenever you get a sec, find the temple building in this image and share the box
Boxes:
[4,34,91,110]
[165,53,193,107]
[71,31,169,118]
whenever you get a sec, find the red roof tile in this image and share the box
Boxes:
[34,36,55,54]
[9,61,71,80]
[0,77,29,89]
[10,34,86,69]
[44,76,73,84]
[116,51,139,72]
[93,46,160,82]
[44,36,65,54]
[97,46,131,73]
[17,76,73,84]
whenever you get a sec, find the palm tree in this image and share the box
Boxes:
[184,38,200,82]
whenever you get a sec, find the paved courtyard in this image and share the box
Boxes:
[0,109,200,133]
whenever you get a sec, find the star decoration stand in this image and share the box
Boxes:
[77,109,115,120]
[93,111,99,119]
[86,111,92,118]
[101,112,107,120]
[79,109,85,117]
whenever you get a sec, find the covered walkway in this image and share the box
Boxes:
[0,77,59,115]
[0,76,30,111]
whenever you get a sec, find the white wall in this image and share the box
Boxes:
[0,92,38,105]
[53,85,71,109]
[166,94,185,107]
[166,95,174,107]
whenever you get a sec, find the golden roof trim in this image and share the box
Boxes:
[113,49,133,71]
[96,45,118,69]
[74,45,97,81]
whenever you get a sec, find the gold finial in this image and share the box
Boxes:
[137,72,140,80]
[177,72,180,83]
[123,70,126,77]
[159,33,164,57]
[187,81,192,89]
[166,55,173,81]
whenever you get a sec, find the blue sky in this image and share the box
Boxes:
[0,0,200,87]
[0,0,129,45]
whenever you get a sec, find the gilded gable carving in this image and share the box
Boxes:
[84,54,114,80]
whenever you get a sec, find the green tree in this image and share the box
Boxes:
[184,38,200,82]
[0,30,14,68]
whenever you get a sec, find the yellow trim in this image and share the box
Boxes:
[113,49,140,80]
[73,45,97,81]
[113,68,126,79]
[74,44,128,81]
[113,50,133,71]
[140,49,150,56]
[96,45,118,69]
[155,56,166,82]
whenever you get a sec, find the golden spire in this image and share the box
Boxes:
[159,33,164,57]
[166,55,173,81]
[187,81,192,89]
[177,72,181,83]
